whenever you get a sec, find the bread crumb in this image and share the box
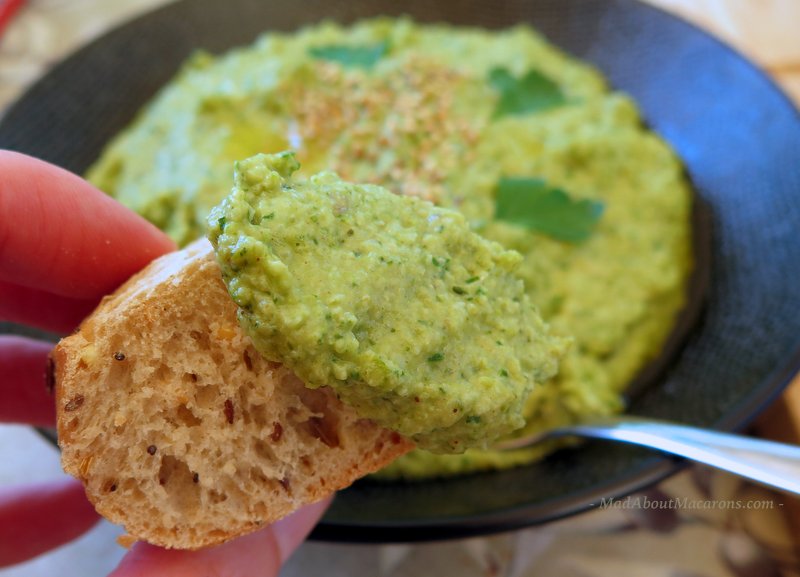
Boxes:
[117,534,138,549]
[79,344,98,366]
[64,395,85,412]
[216,325,237,340]
[78,455,93,477]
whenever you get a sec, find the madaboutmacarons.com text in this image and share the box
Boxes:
[597,496,778,511]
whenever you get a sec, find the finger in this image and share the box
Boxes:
[0,151,176,300]
[0,279,96,334]
[0,479,99,568]
[110,497,332,577]
[0,335,56,427]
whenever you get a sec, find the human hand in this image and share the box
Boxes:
[0,151,329,574]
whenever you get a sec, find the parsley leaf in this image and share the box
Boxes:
[308,41,389,69]
[495,177,604,243]
[489,67,566,118]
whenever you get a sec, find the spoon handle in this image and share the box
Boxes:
[546,417,800,495]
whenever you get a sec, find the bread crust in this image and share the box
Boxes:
[54,239,412,549]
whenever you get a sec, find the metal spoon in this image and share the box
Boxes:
[495,416,800,496]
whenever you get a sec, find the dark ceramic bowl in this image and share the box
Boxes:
[1,0,799,543]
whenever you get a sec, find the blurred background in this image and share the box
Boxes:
[1,1,799,576]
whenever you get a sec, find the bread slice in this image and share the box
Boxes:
[53,238,412,549]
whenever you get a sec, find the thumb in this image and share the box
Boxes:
[108,497,331,577]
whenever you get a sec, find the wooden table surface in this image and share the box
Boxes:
[645,0,800,102]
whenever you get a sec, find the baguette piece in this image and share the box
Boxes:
[53,239,412,549]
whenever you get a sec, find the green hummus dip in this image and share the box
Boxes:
[207,152,565,452]
[88,18,692,478]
